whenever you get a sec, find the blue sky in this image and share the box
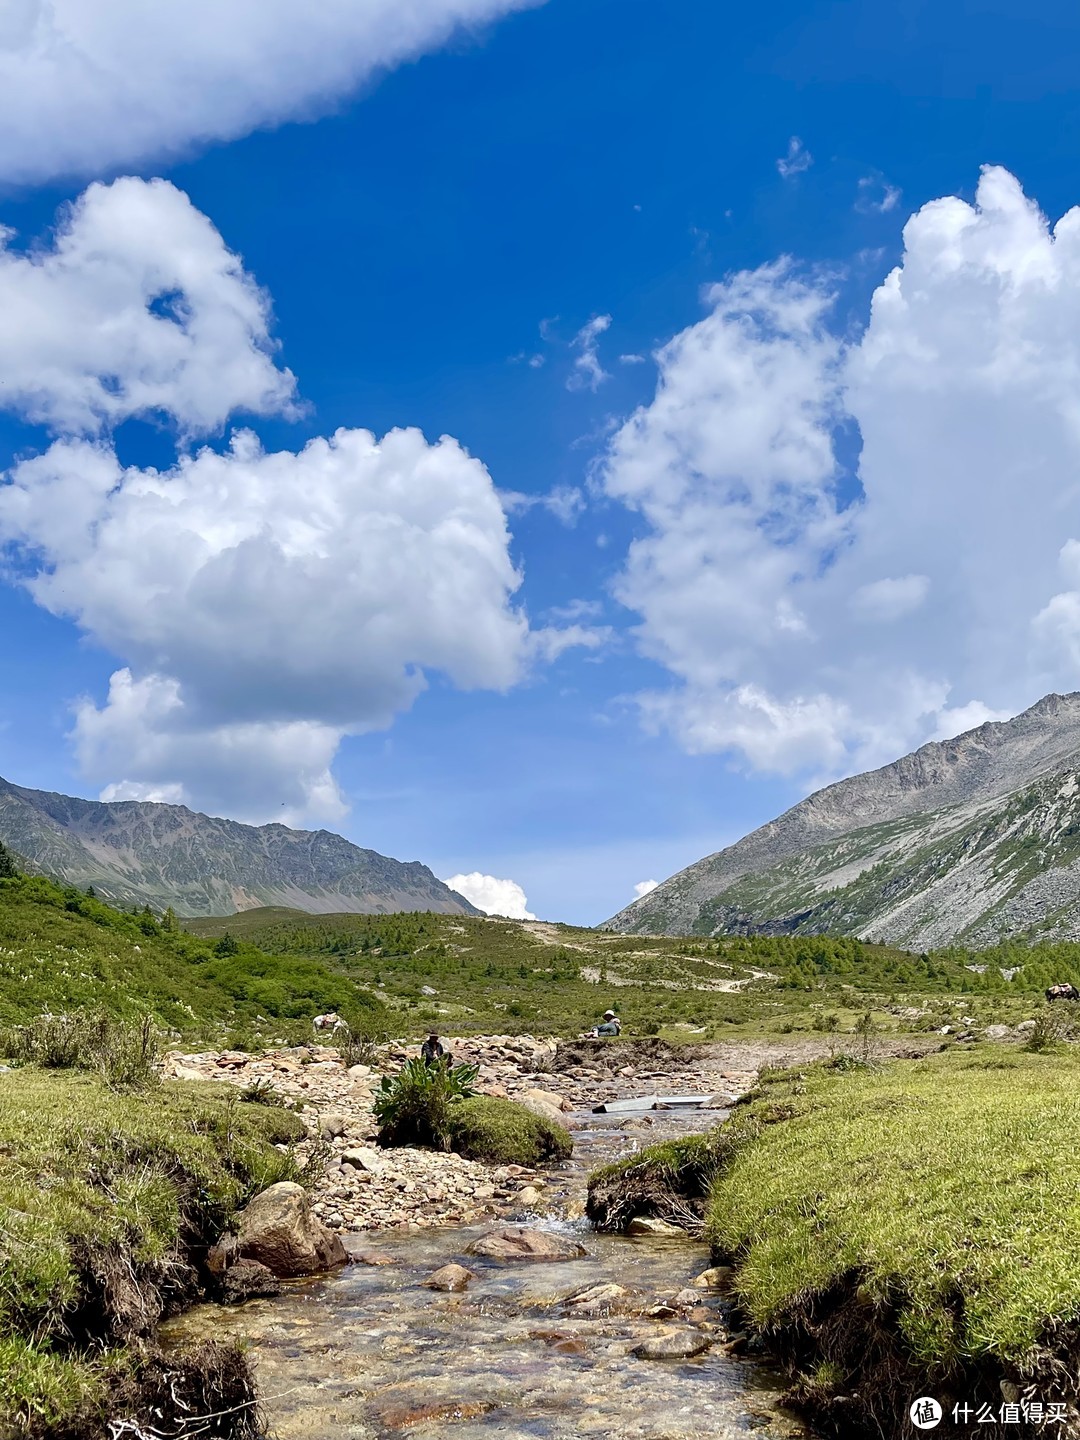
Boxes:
[5,0,1080,923]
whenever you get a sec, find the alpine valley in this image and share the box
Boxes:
[607,691,1080,948]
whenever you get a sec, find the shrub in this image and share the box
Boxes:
[373,1058,479,1150]
[339,1009,393,1068]
[1023,1001,1077,1052]
[1,1011,159,1089]
[446,1096,573,1166]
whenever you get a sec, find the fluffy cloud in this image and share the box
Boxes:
[0,0,542,185]
[0,180,596,822]
[603,167,1080,780]
[444,872,537,919]
[633,878,659,898]
[1,424,530,818]
[0,178,295,435]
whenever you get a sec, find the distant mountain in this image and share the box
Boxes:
[0,776,480,919]
[606,693,1080,949]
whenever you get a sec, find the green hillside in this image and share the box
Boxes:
[5,847,1080,1047]
[0,870,384,1043]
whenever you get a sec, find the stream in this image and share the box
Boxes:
[163,1109,814,1440]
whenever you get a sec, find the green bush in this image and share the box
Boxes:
[446,1096,573,1166]
[373,1058,479,1150]
[1,1011,159,1089]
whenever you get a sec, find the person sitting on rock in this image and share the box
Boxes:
[420,1031,451,1066]
[582,1009,621,1039]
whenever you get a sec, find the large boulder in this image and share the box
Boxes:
[235,1182,347,1278]
[466,1226,588,1263]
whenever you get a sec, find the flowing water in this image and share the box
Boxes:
[163,1111,814,1440]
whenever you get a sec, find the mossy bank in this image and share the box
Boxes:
[589,1045,1080,1437]
[0,1065,306,1439]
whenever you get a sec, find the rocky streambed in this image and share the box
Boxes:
[160,1037,816,1440]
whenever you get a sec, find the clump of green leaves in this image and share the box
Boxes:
[373,1057,479,1150]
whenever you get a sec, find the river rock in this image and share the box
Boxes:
[560,1281,637,1314]
[523,1087,573,1113]
[626,1216,686,1237]
[515,1185,543,1207]
[236,1182,347,1277]
[632,1330,713,1360]
[319,1114,348,1140]
[701,1092,732,1109]
[424,1263,475,1292]
[342,1146,384,1175]
[520,1094,566,1125]
[691,1265,733,1288]
[219,1258,282,1303]
[466,1227,588,1262]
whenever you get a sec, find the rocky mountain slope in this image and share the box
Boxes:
[606,692,1080,948]
[0,775,478,918]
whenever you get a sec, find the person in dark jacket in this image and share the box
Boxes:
[420,1032,452,1066]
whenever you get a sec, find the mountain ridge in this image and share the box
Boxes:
[0,775,479,918]
[606,692,1080,947]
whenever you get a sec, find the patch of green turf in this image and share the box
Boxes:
[446,1095,573,1166]
[0,1067,305,1433]
[706,1048,1080,1367]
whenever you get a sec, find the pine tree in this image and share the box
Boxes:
[0,841,17,879]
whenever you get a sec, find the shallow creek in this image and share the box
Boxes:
[163,1111,814,1440]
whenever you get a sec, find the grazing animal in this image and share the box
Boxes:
[312,1011,345,1034]
[1045,983,1080,1002]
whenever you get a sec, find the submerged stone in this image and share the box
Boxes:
[466,1226,588,1262]
[632,1330,713,1360]
[424,1263,476,1292]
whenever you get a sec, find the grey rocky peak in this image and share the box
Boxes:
[0,774,479,918]
[606,691,1080,948]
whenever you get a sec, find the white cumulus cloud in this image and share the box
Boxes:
[603,166,1080,781]
[0,181,591,822]
[0,0,543,185]
[0,178,295,435]
[444,872,536,919]
[633,878,659,898]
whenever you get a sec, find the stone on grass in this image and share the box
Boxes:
[424,1263,475,1292]
[466,1226,588,1263]
[236,1182,347,1278]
